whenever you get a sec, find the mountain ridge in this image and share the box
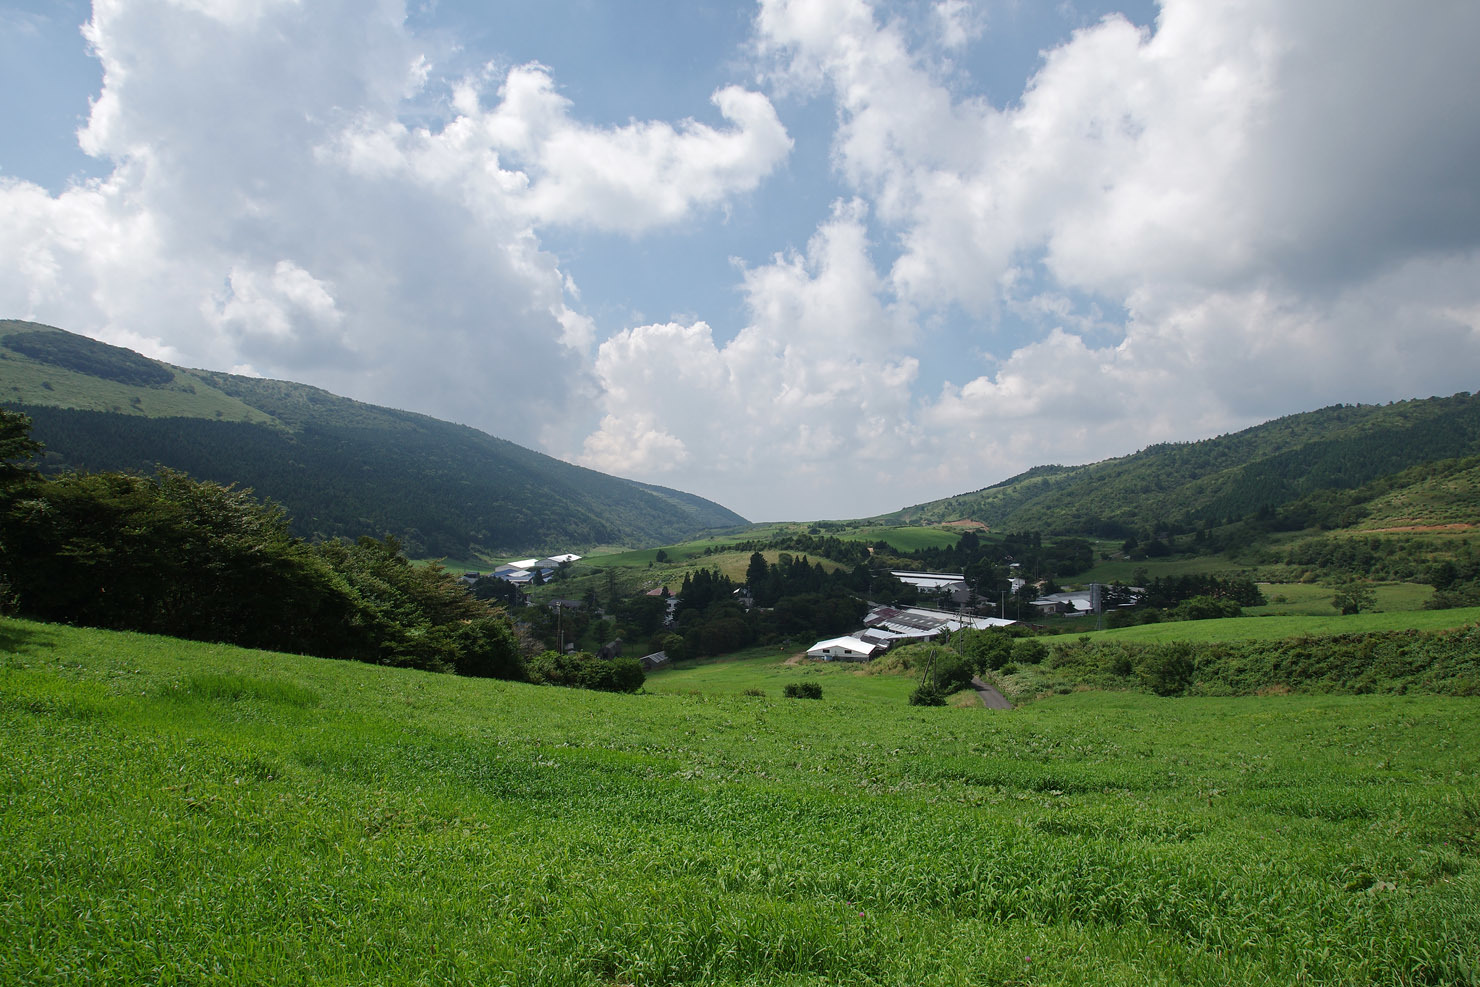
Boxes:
[0,320,746,557]
[884,393,1480,537]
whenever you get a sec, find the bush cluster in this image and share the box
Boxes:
[525,651,644,693]
[783,681,822,699]
[1042,628,1480,697]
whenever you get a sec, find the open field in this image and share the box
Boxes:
[832,525,963,552]
[4,616,1478,985]
[1080,605,1480,645]
[8,621,1480,982]
[1075,553,1247,585]
[1244,581,1436,616]
[647,647,917,704]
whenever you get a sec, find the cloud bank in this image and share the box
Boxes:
[588,0,1480,516]
[1,0,790,449]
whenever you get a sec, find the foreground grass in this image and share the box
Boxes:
[3,617,1478,986]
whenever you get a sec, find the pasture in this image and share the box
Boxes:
[3,616,1477,985]
[1083,604,1480,645]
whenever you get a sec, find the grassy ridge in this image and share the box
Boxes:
[887,393,1480,535]
[3,617,1478,985]
[2,322,749,557]
[0,323,278,426]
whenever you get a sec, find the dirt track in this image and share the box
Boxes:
[970,676,1013,710]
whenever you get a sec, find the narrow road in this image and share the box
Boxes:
[970,676,1014,710]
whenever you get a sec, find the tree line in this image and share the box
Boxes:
[0,408,641,690]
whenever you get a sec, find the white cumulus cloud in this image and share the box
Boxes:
[0,0,792,453]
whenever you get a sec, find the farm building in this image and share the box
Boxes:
[805,636,881,661]
[862,605,1014,644]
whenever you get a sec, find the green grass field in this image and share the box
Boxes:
[1243,581,1436,616]
[647,647,918,705]
[836,525,963,551]
[3,616,1477,985]
[1075,553,1237,585]
[0,346,279,425]
[1081,605,1480,645]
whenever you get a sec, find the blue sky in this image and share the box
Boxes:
[3,0,1479,522]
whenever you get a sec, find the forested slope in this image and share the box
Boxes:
[890,394,1480,536]
[1,321,745,556]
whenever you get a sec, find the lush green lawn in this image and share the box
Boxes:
[3,616,1477,985]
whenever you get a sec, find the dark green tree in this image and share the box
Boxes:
[0,408,42,488]
[746,551,769,588]
[1332,580,1377,616]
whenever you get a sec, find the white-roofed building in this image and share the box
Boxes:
[805,636,881,661]
[890,570,969,592]
[862,606,1015,644]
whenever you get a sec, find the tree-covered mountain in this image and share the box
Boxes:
[0,321,746,557]
[884,393,1480,537]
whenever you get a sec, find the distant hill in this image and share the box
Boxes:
[0,320,747,558]
[885,394,1480,537]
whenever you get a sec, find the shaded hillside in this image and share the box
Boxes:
[888,394,1480,537]
[1,322,745,556]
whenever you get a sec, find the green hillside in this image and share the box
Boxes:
[4,616,1477,985]
[889,394,1480,537]
[0,321,746,557]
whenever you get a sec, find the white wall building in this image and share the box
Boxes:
[805,636,881,661]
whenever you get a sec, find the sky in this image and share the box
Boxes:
[3,1,1479,523]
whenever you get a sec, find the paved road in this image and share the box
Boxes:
[970,676,1014,710]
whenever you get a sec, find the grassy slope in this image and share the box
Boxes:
[2,322,748,555]
[886,394,1480,534]
[4,617,1478,986]
[0,333,277,426]
[1077,606,1480,644]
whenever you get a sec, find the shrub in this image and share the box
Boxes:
[524,651,644,693]
[783,681,822,699]
[908,683,945,706]
[963,630,1014,672]
[1012,638,1049,665]
[1136,643,1195,696]
[453,617,525,680]
[932,651,974,694]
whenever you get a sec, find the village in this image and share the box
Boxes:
[462,555,1138,671]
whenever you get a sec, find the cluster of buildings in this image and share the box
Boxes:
[805,575,1136,661]
[806,604,1016,661]
[478,553,582,586]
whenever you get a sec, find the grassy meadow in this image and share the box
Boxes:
[4,616,1479,985]
[1082,605,1480,645]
